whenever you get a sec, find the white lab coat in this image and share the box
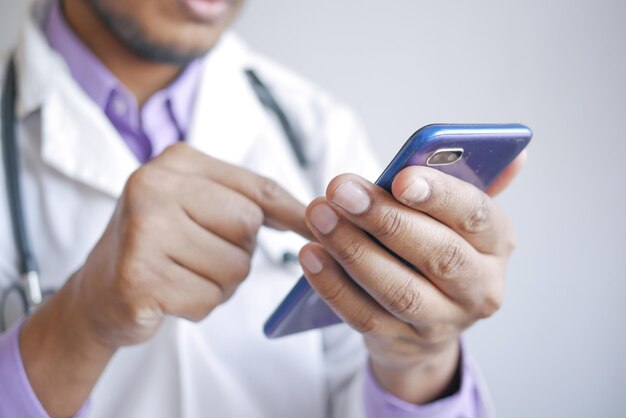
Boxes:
[0,3,383,418]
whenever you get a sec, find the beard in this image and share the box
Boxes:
[85,0,206,65]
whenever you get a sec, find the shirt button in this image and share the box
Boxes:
[111,95,128,116]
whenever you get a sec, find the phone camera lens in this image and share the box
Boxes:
[426,149,464,166]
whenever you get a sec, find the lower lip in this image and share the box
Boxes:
[180,0,231,22]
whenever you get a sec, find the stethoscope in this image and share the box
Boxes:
[1,56,308,331]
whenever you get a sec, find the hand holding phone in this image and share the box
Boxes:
[264,123,530,403]
[265,124,531,338]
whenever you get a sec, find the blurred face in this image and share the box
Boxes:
[85,0,246,64]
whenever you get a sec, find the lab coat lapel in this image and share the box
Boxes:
[18,26,266,200]
[16,18,139,199]
[186,34,266,167]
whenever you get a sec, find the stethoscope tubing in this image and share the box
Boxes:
[2,57,43,324]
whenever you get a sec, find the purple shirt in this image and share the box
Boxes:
[44,0,201,163]
[0,1,485,417]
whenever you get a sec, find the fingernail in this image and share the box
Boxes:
[332,181,371,215]
[310,203,339,234]
[400,177,430,204]
[300,249,323,274]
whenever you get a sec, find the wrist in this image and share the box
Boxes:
[22,270,118,362]
[19,271,117,416]
[369,339,461,404]
[69,266,125,350]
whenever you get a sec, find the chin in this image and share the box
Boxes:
[87,0,243,64]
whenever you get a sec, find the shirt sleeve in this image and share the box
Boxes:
[0,321,91,418]
[363,343,491,418]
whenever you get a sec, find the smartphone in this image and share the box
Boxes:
[264,123,532,338]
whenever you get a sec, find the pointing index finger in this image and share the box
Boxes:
[156,144,315,241]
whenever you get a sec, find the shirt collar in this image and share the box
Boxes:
[143,59,203,140]
[15,10,268,198]
[43,0,202,150]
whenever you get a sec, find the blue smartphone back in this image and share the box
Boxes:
[264,123,532,338]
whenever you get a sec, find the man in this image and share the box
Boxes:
[0,0,525,416]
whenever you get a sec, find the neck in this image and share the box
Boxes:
[63,0,182,105]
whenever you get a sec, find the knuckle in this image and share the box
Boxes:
[462,194,491,234]
[373,207,406,240]
[126,168,153,195]
[353,309,382,335]
[126,168,145,188]
[437,183,456,212]
[385,280,424,318]
[124,167,169,206]
[323,282,349,306]
[429,238,468,279]
[161,142,188,158]
[227,249,253,282]
[475,286,504,319]
[237,202,264,237]
[257,176,282,203]
[336,238,369,267]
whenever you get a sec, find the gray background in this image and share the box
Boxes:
[2,0,625,417]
